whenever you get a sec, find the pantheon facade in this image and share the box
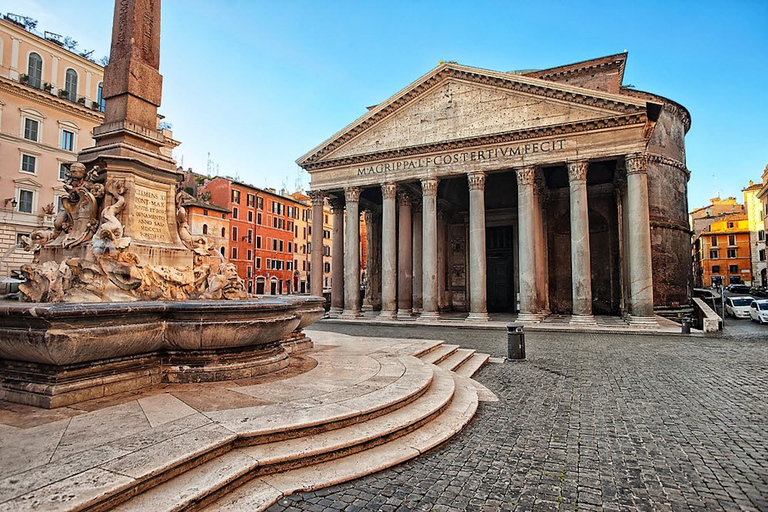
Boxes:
[298,53,692,324]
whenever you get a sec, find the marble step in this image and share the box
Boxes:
[454,352,490,378]
[418,344,459,365]
[109,367,459,511]
[204,371,480,511]
[436,348,475,373]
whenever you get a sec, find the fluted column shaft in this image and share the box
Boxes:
[309,191,325,296]
[568,161,595,323]
[625,153,655,320]
[421,178,440,320]
[380,183,397,317]
[397,191,413,318]
[329,197,345,316]
[516,166,538,321]
[342,187,362,318]
[467,172,490,321]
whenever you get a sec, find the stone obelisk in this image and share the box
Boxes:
[77,0,188,267]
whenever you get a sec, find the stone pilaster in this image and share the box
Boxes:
[308,191,325,296]
[380,182,397,318]
[420,178,440,321]
[567,161,596,324]
[341,187,362,318]
[437,208,447,311]
[411,199,423,312]
[329,197,345,317]
[516,166,540,323]
[466,172,490,321]
[397,190,413,318]
[534,169,550,316]
[625,153,657,325]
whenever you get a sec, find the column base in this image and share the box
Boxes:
[379,309,396,319]
[516,312,544,324]
[569,314,596,325]
[627,315,659,328]
[340,309,362,319]
[418,311,441,322]
[465,312,490,322]
[396,309,414,320]
[328,307,343,318]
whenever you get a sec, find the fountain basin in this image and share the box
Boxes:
[0,297,324,408]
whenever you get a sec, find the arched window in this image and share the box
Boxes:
[202,224,208,234]
[27,53,43,88]
[64,69,78,101]
[221,227,226,237]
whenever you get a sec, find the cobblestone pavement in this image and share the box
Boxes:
[267,332,768,511]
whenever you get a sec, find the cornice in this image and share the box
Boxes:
[299,65,647,167]
[303,113,647,171]
[526,55,626,82]
[0,78,104,123]
[646,154,690,179]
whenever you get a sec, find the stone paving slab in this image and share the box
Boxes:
[266,331,768,512]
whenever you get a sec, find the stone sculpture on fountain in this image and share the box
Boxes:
[0,0,323,409]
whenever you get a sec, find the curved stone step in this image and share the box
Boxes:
[436,348,475,372]
[108,368,459,511]
[203,371,479,511]
[419,344,459,365]
[454,352,490,378]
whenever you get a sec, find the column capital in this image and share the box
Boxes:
[411,198,423,214]
[467,171,486,191]
[382,182,397,200]
[397,190,412,206]
[421,178,439,197]
[307,190,325,206]
[344,186,361,203]
[567,161,589,181]
[328,197,344,213]
[515,166,537,186]
[625,153,648,175]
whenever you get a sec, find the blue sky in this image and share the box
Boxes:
[8,0,768,209]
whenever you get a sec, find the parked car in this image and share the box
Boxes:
[726,284,751,294]
[748,299,768,324]
[750,287,768,299]
[725,296,753,318]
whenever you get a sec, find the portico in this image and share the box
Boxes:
[298,54,692,323]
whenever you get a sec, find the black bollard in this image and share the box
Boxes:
[507,323,525,360]
[681,318,691,334]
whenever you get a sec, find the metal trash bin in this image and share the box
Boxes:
[507,323,525,360]
[681,318,691,334]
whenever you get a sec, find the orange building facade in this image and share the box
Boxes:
[693,215,752,287]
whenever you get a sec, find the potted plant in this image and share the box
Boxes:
[20,74,29,84]
[43,82,53,93]
[77,97,85,105]
[91,100,100,110]
[58,89,69,98]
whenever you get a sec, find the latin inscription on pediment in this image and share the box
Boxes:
[328,79,619,160]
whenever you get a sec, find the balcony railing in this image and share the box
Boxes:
[17,75,105,112]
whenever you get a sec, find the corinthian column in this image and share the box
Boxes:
[380,182,397,318]
[567,161,596,324]
[329,197,345,317]
[420,178,440,320]
[341,187,362,318]
[466,171,490,321]
[308,190,325,296]
[625,153,656,325]
[397,190,413,318]
[516,166,540,322]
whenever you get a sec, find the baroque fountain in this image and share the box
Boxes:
[0,0,323,408]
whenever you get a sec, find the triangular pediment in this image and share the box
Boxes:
[298,61,648,168]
